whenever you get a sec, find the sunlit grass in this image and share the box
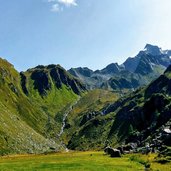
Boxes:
[0,151,145,171]
[1,152,171,171]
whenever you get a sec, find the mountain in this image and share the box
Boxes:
[101,71,140,91]
[108,66,171,147]
[94,63,124,75]
[67,65,171,150]
[0,58,86,155]
[1,44,171,156]
[69,44,171,90]
[68,67,95,89]
[68,67,93,78]
[22,64,86,96]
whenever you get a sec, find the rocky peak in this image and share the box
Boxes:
[99,63,123,75]
[22,64,86,96]
[68,67,93,78]
[144,44,162,56]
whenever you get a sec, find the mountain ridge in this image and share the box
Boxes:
[0,58,86,155]
[67,65,171,151]
[68,44,171,90]
[1,44,171,155]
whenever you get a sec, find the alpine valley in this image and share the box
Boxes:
[1,44,171,163]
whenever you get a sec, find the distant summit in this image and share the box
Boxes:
[124,44,171,73]
[69,44,171,90]
[95,63,124,75]
[144,44,162,55]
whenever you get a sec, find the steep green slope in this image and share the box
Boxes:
[64,89,119,150]
[21,65,86,137]
[0,58,86,155]
[0,58,57,155]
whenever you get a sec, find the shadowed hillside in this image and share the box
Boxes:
[67,65,171,151]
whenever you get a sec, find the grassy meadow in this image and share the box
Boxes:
[0,151,171,171]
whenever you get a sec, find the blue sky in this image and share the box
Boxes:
[0,0,171,71]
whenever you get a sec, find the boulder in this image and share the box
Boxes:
[104,146,112,155]
[122,144,133,152]
[110,149,121,158]
[104,147,121,157]
[117,146,124,154]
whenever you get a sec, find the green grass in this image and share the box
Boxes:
[0,152,145,171]
[1,152,171,171]
[128,153,171,171]
[68,89,119,115]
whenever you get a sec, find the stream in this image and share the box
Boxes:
[57,97,80,151]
